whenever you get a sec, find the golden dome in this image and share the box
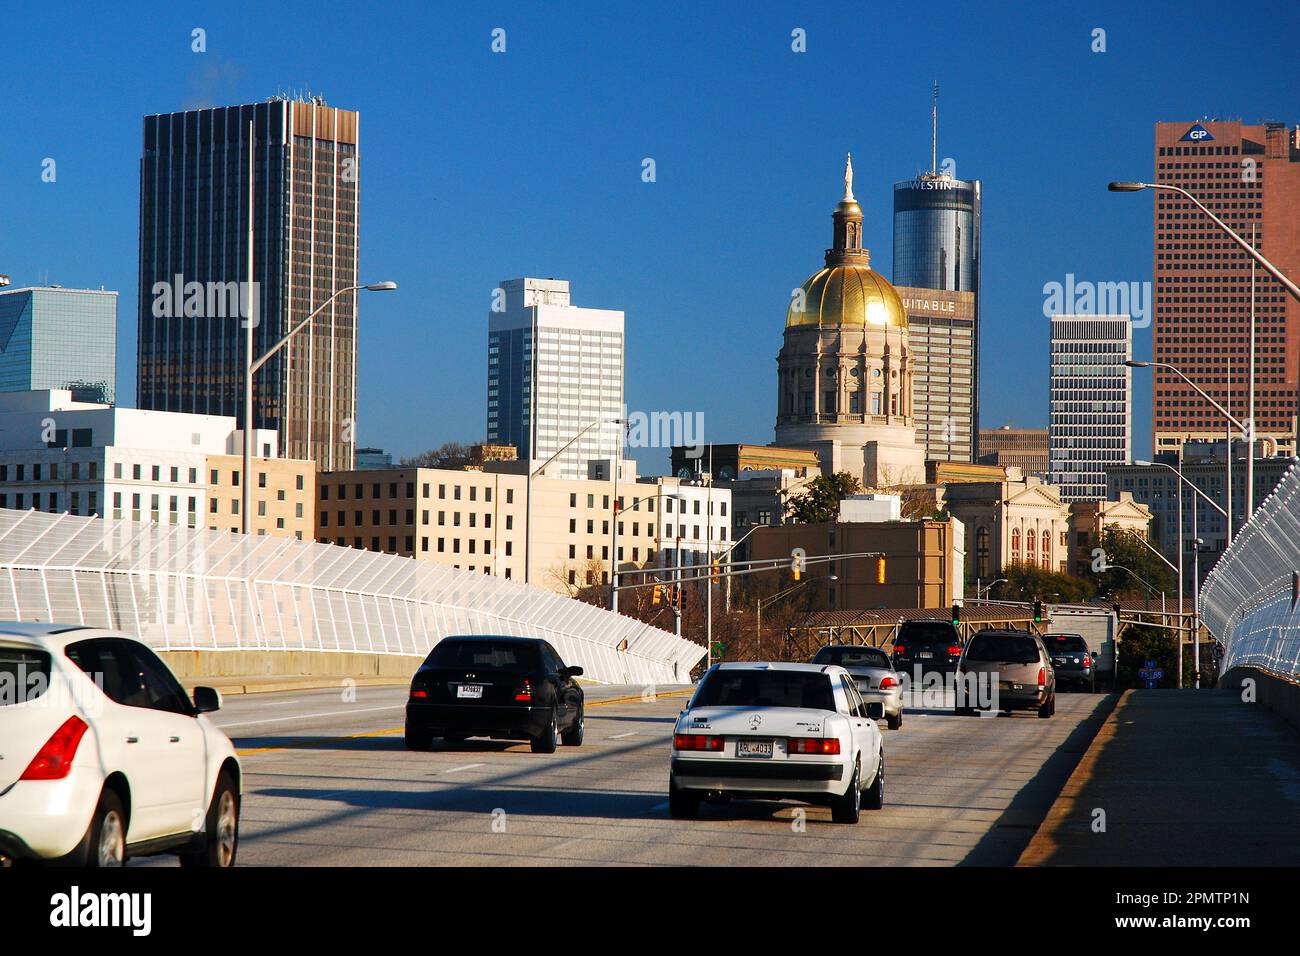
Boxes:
[785,264,909,329]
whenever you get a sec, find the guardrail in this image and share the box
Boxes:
[1200,458,1300,680]
[0,508,703,685]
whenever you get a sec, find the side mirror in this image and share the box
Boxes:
[865,701,884,721]
[563,665,584,679]
[192,686,222,714]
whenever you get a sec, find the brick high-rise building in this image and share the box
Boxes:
[1152,120,1300,457]
[137,97,361,470]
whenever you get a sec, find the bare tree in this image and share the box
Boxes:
[400,441,474,469]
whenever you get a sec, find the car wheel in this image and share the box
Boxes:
[87,789,127,868]
[862,750,885,810]
[404,724,432,750]
[831,759,862,824]
[180,772,239,868]
[1038,694,1053,719]
[531,712,559,754]
[560,707,585,746]
[668,774,700,819]
[886,710,902,731]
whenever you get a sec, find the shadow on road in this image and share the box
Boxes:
[958,693,1117,866]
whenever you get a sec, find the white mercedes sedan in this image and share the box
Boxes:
[669,662,884,824]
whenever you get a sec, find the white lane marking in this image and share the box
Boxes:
[443,763,485,774]
[218,704,405,730]
[259,699,301,706]
[608,732,637,739]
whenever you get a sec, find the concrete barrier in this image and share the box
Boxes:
[161,649,421,682]
[1221,666,1300,736]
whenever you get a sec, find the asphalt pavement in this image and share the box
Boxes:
[133,682,1115,866]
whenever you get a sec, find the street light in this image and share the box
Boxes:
[1128,359,1246,538]
[1112,178,1300,525]
[1134,458,1226,690]
[241,280,397,534]
[523,417,623,585]
[976,578,1007,600]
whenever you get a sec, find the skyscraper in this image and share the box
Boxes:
[487,278,624,480]
[0,286,117,404]
[136,96,360,469]
[892,97,981,462]
[1152,120,1300,458]
[1049,315,1132,502]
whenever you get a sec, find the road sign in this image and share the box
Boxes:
[1139,667,1164,683]
[1144,660,1157,669]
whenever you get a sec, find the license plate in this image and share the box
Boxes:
[918,651,934,659]
[737,740,773,759]
[1053,657,1066,665]
[457,684,483,699]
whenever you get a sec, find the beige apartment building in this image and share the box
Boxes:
[313,463,731,595]
[204,455,316,540]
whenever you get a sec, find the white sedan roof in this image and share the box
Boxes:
[0,623,120,651]
[713,661,846,675]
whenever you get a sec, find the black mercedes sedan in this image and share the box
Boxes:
[404,635,585,753]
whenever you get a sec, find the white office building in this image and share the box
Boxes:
[1048,315,1132,502]
[0,389,277,526]
[487,277,624,480]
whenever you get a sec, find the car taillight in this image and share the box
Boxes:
[947,645,961,656]
[893,645,905,656]
[409,687,428,698]
[1038,667,1046,687]
[21,715,88,781]
[879,676,898,689]
[514,680,533,702]
[787,737,841,755]
[673,734,725,751]
[1083,655,1091,667]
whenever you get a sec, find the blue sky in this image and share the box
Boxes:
[2,0,1297,471]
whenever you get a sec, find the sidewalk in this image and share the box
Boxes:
[1019,689,1300,866]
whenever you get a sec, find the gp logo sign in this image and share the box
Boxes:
[1181,123,1214,142]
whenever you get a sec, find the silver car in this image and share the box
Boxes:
[811,644,903,729]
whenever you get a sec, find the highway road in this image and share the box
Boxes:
[144,683,1115,866]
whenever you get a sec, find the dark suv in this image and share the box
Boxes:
[1046,633,1096,692]
[891,620,963,676]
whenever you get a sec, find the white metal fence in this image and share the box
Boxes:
[0,508,703,685]
[1200,458,1300,679]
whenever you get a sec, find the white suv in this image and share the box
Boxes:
[0,624,241,867]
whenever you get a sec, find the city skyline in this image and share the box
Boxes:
[2,1,1299,474]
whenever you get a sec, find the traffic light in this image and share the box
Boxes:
[876,556,887,584]
[951,603,960,626]
[793,563,801,581]
[1033,599,1043,623]
[711,560,721,582]
[651,584,663,605]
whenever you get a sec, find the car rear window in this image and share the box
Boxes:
[897,622,959,645]
[1048,635,1089,652]
[0,645,50,706]
[965,633,1040,664]
[693,670,835,711]
[813,646,891,669]
[424,640,540,671]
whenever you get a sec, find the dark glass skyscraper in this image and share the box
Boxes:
[137,97,360,469]
[893,174,982,460]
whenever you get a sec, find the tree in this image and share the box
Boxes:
[1093,529,1174,601]
[994,562,1094,604]
[785,472,862,524]
[400,441,474,469]
[1115,623,1177,689]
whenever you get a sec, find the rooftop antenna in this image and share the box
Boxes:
[931,81,939,176]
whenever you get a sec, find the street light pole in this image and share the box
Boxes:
[1111,180,1300,523]
[242,280,397,534]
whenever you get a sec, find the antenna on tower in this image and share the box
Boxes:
[931,81,939,176]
